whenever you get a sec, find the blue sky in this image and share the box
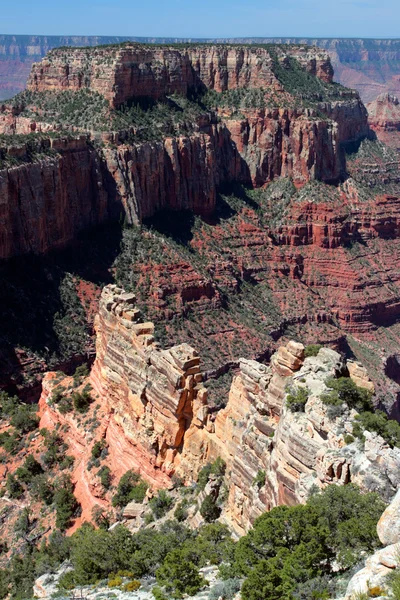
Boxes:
[1,0,399,38]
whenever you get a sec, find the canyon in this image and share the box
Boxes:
[30,284,400,536]
[0,43,400,413]
[0,38,400,600]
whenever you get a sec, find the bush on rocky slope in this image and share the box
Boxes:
[0,484,385,600]
[238,485,385,600]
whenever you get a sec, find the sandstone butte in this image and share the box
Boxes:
[367,92,400,149]
[36,285,400,535]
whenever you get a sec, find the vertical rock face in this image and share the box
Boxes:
[202,345,400,534]
[90,285,209,479]
[0,42,371,259]
[367,93,400,148]
[90,286,400,535]
[27,45,333,107]
[0,137,111,259]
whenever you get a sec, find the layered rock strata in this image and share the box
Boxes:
[90,285,210,478]
[90,285,400,534]
[0,137,112,258]
[0,43,371,259]
[367,93,400,149]
[27,44,333,107]
[192,343,400,534]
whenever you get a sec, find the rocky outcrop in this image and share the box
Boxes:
[199,345,400,534]
[1,36,400,104]
[0,137,112,259]
[0,41,372,259]
[27,44,333,107]
[90,285,210,479]
[377,488,400,546]
[367,93,400,149]
[88,286,399,535]
[0,108,365,257]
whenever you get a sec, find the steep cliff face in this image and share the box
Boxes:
[27,44,333,107]
[85,285,400,535]
[0,35,134,101]
[90,285,210,479]
[0,137,112,259]
[367,93,400,149]
[208,347,400,534]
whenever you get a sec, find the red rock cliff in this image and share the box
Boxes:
[0,137,111,259]
[27,44,333,107]
[87,285,400,534]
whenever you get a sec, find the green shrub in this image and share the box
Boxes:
[387,568,400,600]
[156,548,206,597]
[30,474,54,505]
[73,363,89,381]
[6,474,24,499]
[174,501,189,522]
[321,377,373,413]
[15,454,43,484]
[253,470,266,490]
[152,586,169,600]
[352,410,400,448]
[197,463,212,491]
[304,345,322,358]
[60,455,75,470]
[72,388,93,413]
[58,397,73,414]
[112,470,148,507]
[98,465,112,490]
[286,386,310,412]
[149,490,174,520]
[41,431,67,467]
[0,431,21,455]
[200,495,221,523]
[237,484,385,600]
[344,434,355,445]
[91,440,106,459]
[54,476,79,531]
[197,457,226,491]
[58,570,76,590]
[10,405,39,434]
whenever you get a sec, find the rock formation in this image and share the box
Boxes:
[26,44,333,106]
[368,93,400,149]
[0,137,112,258]
[1,35,399,103]
[90,285,210,479]
[0,42,370,258]
[85,285,400,535]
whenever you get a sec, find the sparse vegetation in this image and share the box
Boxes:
[286,386,310,412]
[112,470,148,507]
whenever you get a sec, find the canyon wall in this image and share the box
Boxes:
[0,137,112,259]
[82,285,400,534]
[90,285,210,480]
[367,93,400,149]
[26,44,333,107]
[0,43,370,258]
